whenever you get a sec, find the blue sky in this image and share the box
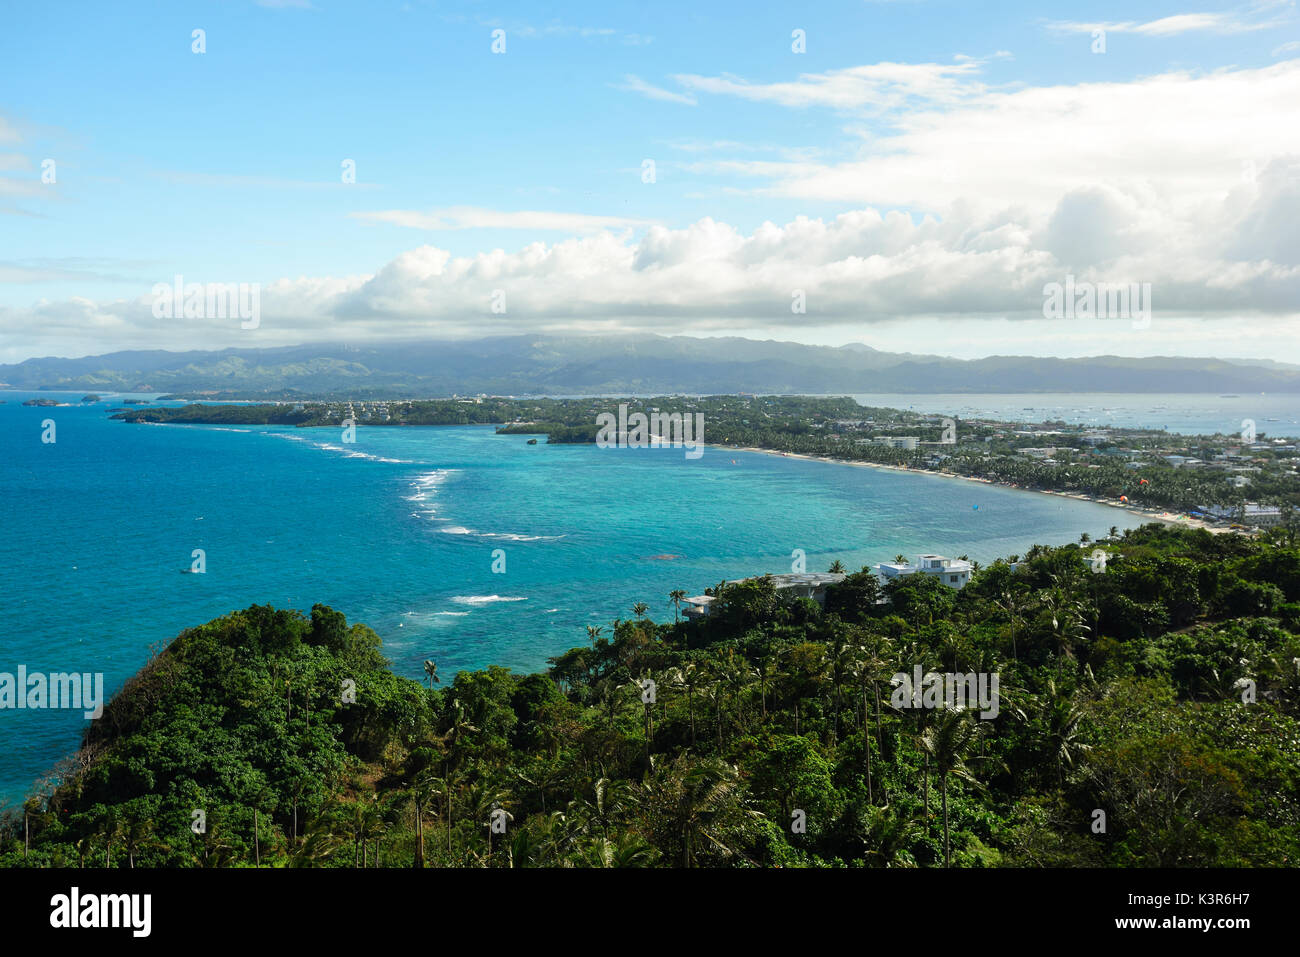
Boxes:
[2,0,1299,363]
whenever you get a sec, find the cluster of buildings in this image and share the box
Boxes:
[1196,504,1286,527]
[680,554,973,620]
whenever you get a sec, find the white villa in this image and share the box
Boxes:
[681,558,978,621]
[681,572,847,619]
[875,554,972,589]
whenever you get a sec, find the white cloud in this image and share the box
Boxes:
[7,166,1300,362]
[616,74,697,105]
[6,61,1300,362]
[687,60,1300,221]
[672,58,992,111]
[1047,4,1295,37]
[351,206,659,232]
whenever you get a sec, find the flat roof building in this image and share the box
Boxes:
[876,554,972,589]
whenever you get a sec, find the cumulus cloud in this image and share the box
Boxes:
[690,60,1300,217]
[351,206,659,232]
[5,60,1300,361]
[6,165,1299,363]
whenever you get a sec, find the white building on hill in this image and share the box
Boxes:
[875,554,972,589]
[682,572,847,619]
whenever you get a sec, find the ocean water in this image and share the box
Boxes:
[1,391,1140,806]
[850,393,1300,438]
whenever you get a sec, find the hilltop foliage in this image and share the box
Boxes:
[4,525,1299,867]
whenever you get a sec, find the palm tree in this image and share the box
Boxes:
[1039,679,1092,786]
[438,701,478,856]
[465,781,514,865]
[752,652,779,720]
[99,808,121,869]
[828,560,846,573]
[513,763,567,815]
[827,634,858,744]
[668,589,687,623]
[643,756,759,868]
[667,662,702,745]
[578,832,659,868]
[993,587,1025,661]
[637,671,658,762]
[920,708,985,867]
[423,659,440,691]
[894,554,908,565]
[409,769,441,868]
[862,805,920,868]
[1042,588,1091,672]
[569,777,636,844]
[359,796,384,867]
[121,813,155,869]
[631,601,649,620]
[850,639,892,805]
[288,813,343,868]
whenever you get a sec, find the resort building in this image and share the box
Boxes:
[875,554,972,589]
[681,572,847,619]
[872,436,919,450]
[1200,503,1285,527]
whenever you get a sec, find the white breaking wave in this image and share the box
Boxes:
[267,431,414,464]
[438,525,564,542]
[450,595,529,605]
[406,469,460,519]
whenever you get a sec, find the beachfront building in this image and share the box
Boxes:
[872,436,919,450]
[875,554,972,589]
[1200,503,1285,527]
[681,572,847,619]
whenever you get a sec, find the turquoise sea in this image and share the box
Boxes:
[850,393,1300,438]
[1,391,1155,807]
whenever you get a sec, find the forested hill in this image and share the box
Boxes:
[4,524,1299,868]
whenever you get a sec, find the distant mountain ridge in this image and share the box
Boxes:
[2,335,1298,396]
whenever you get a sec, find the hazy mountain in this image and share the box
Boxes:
[3,335,1298,397]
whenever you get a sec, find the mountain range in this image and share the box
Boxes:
[3,335,1298,397]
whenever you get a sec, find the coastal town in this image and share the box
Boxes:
[113,394,1300,534]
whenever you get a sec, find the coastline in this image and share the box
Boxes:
[725,444,1226,533]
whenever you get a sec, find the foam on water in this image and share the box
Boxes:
[0,394,1150,806]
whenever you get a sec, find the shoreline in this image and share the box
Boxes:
[725,444,1227,533]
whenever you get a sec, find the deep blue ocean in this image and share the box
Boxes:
[0,390,1219,807]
